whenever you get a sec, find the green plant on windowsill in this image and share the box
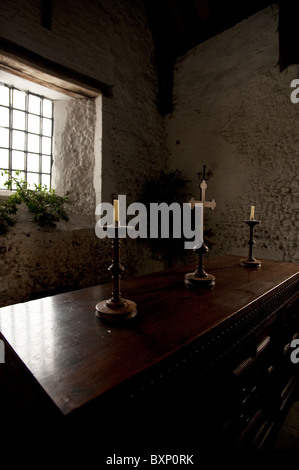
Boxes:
[0,171,69,235]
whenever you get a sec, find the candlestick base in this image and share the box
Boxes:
[240,258,261,268]
[184,272,215,288]
[95,298,137,322]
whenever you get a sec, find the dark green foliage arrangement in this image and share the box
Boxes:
[138,169,191,268]
[0,172,69,235]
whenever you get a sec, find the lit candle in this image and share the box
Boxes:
[250,205,255,220]
[113,199,119,222]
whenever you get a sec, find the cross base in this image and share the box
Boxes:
[184,243,215,289]
[240,258,261,268]
[184,272,216,288]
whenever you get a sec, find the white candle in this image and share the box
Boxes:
[250,206,255,220]
[113,199,119,222]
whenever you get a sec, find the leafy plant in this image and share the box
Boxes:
[0,172,69,235]
[137,169,191,268]
[0,197,18,235]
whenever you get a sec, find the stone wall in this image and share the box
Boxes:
[0,204,146,307]
[0,0,167,200]
[0,218,107,307]
[0,0,167,306]
[165,6,299,264]
[52,98,100,217]
[1,3,298,307]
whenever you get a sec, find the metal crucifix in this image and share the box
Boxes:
[185,178,216,289]
[189,179,216,223]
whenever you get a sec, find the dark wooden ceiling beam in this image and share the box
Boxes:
[192,0,211,21]
[143,0,177,115]
[279,0,299,71]
[167,0,185,35]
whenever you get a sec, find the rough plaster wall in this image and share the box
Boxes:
[166,6,299,263]
[0,0,166,203]
[52,98,97,217]
[0,0,166,306]
[0,204,145,307]
[0,211,110,307]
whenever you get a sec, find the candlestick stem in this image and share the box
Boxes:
[95,222,137,322]
[240,220,261,268]
[106,229,124,307]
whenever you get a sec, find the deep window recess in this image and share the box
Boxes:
[0,82,53,190]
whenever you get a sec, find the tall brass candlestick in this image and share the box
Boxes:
[240,219,261,268]
[95,222,137,322]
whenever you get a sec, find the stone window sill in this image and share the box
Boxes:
[0,190,15,202]
[0,199,95,233]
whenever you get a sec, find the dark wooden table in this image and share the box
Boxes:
[1,255,299,453]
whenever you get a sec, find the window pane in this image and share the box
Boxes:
[0,148,9,169]
[12,151,25,171]
[29,94,41,114]
[41,173,50,189]
[0,106,9,127]
[42,154,51,173]
[28,113,40,134]
[28,133,40,153]
[42,118,52,136]
[27,172,39,187]
[27,153,40,172]
[13,89,26,110]
[0,86,9,106]
[0,127,9,147]
[12,130,25,150]
[43,99,52,118]
[13,110,26,130]
[42,136,51,155]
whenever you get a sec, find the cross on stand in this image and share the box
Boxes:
[185,179,216,288]
[189,179,216,222]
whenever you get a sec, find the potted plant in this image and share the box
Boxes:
[137,169,191,269]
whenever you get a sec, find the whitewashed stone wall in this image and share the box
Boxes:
[0,0,166,306]
[0,216,108,308]
[1,2,298,307]
[52,98,99,217]
[0,205,143,307]
[166,6,299,263]
[0,0,167,201]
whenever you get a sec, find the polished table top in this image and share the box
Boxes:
[0,255,298,417]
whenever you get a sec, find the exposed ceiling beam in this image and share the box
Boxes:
[167,0,185,36]
[192,0,210,21]
[279,0,299,71]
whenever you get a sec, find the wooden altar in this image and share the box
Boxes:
[0,255,299,453]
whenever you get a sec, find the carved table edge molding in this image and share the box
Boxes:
[101,275,299,408]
